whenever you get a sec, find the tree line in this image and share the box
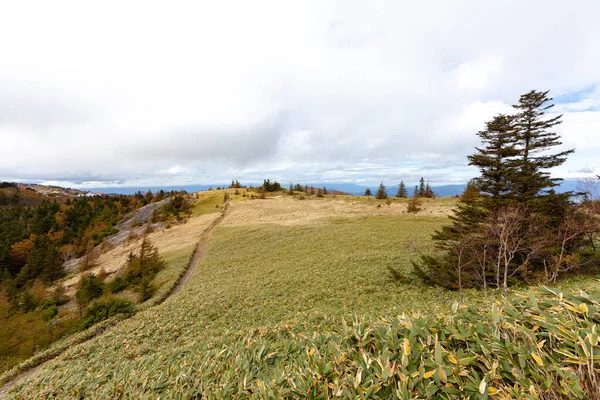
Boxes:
[364,178,435,200]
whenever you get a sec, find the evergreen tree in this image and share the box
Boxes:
[413,90,580,292]
[424,183,435,198]
[16,235,62,286]
[467,114,520,209]
[364,188,372,197]
[75,274,104,314]
[138,237,164,277]
[375,182,388,199]
[512,90,574,204]
[418,177,426,197]
[144,190,154,204]
[414,183,487,289]
[396,181,407,198]
[137,277,155,302]
[124,237,164,286]
[461,180,481,202]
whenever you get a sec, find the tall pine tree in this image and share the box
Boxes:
[375,182,388,199]
[418,177,426,197]
[396,181,407,198]
[512,90,574,203]
[467,114,520,209]
[424,183,435,198]
[413,90,580,292]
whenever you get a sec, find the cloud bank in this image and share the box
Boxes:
[1,1,599,188]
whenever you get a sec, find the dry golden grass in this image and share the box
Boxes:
[221,195,457,227]
[62,213,218,297]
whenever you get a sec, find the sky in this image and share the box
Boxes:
[1,1,599,189]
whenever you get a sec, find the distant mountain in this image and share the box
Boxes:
[87,179,583,197]
[429,184,466,197]
[88,184,217,195]
[428,179,580,198]
[90,183,372,196]
[305,183,371,195]
[333,179,582,197]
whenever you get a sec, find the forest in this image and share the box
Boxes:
[0,188,182,371]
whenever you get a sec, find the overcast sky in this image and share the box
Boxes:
[1,1,599,188]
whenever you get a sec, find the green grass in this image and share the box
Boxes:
[147,245,196,305]
[186,215,451,325]
[190,190,227,216]
[0,243,197,391]
[6,202,599,398]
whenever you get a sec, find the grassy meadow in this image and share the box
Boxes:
[5,193,599,398]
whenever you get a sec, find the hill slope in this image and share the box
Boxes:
[3,193,599,399]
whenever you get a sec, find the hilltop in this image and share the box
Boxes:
[0,182,99,207]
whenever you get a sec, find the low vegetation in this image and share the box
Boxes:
[13,288,599,399]
[0,189,194,372]
[4,192,599,398]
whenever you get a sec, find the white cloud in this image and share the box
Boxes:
[1,0,599,187]
[451,55,505,92]
[158,165,189,176]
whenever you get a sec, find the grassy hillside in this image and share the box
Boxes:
[4,194,599,398]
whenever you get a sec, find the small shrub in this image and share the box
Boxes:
[151,209,163,223]
[96,267,109,281]
[106,276,129,294]
[407,197,421,213]
[78,251,98,273]
[75,274,105,314]
[39,302,58,321]
[127,228,140,242]
[52,283,68,305]
[74,296,135,332]
[386,266,413,284]
[137,278,156,303]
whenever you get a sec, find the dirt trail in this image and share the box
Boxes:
[0,201,229,398]
[169,202,228,297]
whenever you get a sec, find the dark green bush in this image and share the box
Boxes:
[106,276,129,294]
[74,296,135,332]
[75,274,104,311]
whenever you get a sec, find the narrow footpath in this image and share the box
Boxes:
[0,201,229,398]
